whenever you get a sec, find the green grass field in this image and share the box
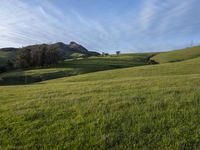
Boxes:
[1,55,200,149]
[151,46,200,63]
[0,53,153,85]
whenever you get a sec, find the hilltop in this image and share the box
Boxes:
[0,42,100,72]
[24,42,100,58]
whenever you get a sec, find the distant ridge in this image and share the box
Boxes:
[0,47,16,52]
[0,41,100,57]
[0,42,100,70]
[0,41,100,63]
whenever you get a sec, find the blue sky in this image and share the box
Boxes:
[0,0,200,53]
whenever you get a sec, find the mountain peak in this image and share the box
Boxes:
[68,41,88,53]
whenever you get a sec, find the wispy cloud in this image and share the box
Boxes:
[0,0,199,52]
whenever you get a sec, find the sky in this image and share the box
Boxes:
[0,0,200,53]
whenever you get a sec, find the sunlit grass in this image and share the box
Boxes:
[1,57,200,149]
[152,46,200,63]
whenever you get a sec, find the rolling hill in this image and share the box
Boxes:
[0,53,154,85]
[1,55,200,149]
[54,56,200,83]
[2,45,200,85]
[151,45,200,63]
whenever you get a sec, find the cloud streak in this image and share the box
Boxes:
[0,0,200,53]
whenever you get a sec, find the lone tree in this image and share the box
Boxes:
[116,51,120,55]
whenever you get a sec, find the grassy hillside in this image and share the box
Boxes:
[1,57,200,149]
[151,46,200,63]
[59,56,200,83]
[0,53,153,85]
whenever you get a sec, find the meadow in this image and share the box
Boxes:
[1,54,200,149]
[1,0,200,148]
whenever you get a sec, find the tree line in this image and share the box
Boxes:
[16,46,65,68]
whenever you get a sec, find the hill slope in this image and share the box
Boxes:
[151,46,200,63]
[0,53,153,85]
[1,57,200,149]
[58,56,200,83]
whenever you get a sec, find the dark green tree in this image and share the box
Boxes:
[16,48,31,68]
